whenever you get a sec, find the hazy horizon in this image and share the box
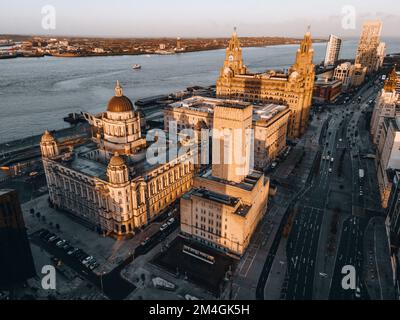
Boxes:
[0,0,399,38]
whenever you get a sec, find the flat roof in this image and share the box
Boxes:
[201,169,263,192]
[169,96,287,121]
[253,103,289,122]
[69,157,108,180]
[191,188,240,207]
[188,188,251,217]
[169,96,251,112]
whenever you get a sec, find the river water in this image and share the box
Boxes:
[0,38,399,143]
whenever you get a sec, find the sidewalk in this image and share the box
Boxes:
[264,238,288,300]
[364,217,396,299]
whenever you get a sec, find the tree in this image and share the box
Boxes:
[55,224,60,231]
[30,208,35,215]
[36,212,41,219]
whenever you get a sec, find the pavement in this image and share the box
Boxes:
[364,217,396,299]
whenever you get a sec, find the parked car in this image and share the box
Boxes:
[62,244,72,251]
[42,232,54,241]
[72,249,83,258]
[56,240,66,248]
[355,287,361,298]
[67,248,79,256]
[88,261,99,270]
[141,237,150,246]
[167,218,175,225]
[39,230,50,238]
[160,223,169,232]
[82,256,94,265]
[78,254,90,263]
[48,236,59,243]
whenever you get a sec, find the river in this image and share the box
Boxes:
[0,38,399,143]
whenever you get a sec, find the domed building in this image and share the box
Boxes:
[41,81,195,238]
[40,129,59,158]
[84,81,146,155]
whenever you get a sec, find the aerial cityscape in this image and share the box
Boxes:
[1,0,400,309]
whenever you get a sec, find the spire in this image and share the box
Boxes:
[41,129,54,143]
[300,27,312,54]
[233,26,237,37]
[384,65,398,92]
[115,80,123,97]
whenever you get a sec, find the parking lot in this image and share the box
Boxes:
[30,229,136,300]
[35,229,100,272]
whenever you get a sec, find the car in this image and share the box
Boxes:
[39,230,50,238]
[88,261,99,270]
[167,218,175,225]
[43,233,54,241]
[82,256,94,265]
[77,252,89,262]
[56,240,66,247]
[48,236,59,243]
[141,237,150,246]
[67,248,79,256]
[42,232,54,241]
[72,249,83,257]
[160,223,169,232]
[271,162,278,169]
[355,287,361,299]
[329,168,333,173]
[85,258,96,267]
[319,272,328,278]
[83,259,95,268]
[63,244,73,251]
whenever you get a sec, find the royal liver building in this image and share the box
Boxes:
[40,82,194,238]
[216,29,315,139]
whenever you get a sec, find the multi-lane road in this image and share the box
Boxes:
[279,77,387,300]
[284,114,341,299]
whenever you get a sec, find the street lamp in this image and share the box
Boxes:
[100,271,105,293]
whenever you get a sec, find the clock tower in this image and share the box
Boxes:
[220,27,247,77]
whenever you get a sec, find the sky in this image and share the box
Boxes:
[0,0,399,38]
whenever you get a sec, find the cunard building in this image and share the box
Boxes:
[41,82,194,238]
[216,29,315,139]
